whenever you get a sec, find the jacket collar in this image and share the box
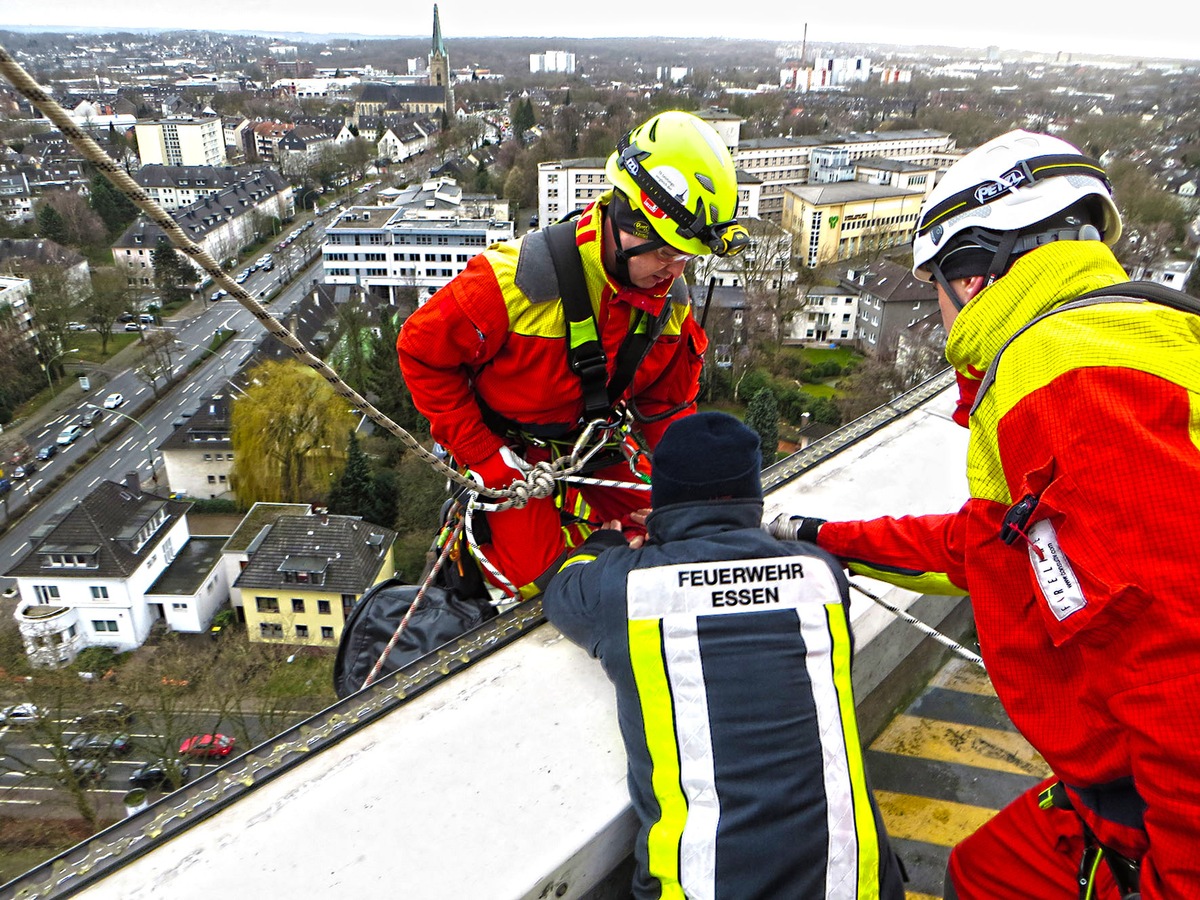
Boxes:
[646,498,765,543]
[583,192,672,316]
[945,241,1127,403]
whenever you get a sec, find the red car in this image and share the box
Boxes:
[178,733,235,758]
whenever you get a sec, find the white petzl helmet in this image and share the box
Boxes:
[912,130,1122,284]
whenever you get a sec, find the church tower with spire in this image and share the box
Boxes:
[429,4,453,113]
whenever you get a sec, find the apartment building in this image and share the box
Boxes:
[536,157,761,230]
[134,116,227,167]
[734,129,955,221]
[322,178,512,302]
[134,165,263,211]
[114,170,294,284]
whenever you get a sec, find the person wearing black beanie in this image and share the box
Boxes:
[543,412,905,900]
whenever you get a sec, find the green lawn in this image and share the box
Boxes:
[799,383,837,399]
[803,346,859,368]
[65,331,139,365]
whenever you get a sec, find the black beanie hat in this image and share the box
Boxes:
[651,412,763,509]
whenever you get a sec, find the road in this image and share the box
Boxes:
[0,711,273,816]
[0,213,328,593]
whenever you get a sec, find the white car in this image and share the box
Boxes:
[103,393,125,409]
[0,703,41,726]
[56,424,84,445]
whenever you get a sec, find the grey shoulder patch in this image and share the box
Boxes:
[514,230,560,304]
[667,278,690,307]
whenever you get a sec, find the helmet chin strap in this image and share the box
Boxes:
[606,208,638,288]
[931,264,968,311]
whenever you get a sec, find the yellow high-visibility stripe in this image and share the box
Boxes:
[827,604,880,900]
[1190,390,1200,457]
[969,303,1200,503]
[627,617,686,900]
[845,563,965,597]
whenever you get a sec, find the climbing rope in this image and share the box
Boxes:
[849,580,986,670]
[0,46,986,669]
[0,44,546,513]
[362,517,463,689]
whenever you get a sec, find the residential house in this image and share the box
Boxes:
[134,165,261,211]
[231,511,397,647]
[159,392,234,500]
[847,260,939,357]
[277,126,336,177]
[0,171,33,222]
[4,478,221,667]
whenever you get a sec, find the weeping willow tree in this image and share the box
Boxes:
[230,360,357,506]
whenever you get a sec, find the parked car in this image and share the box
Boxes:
[178,733,235,758]
[67,321,88,331]
[0,703,40,726]
[74,703,133,729]
[11,461,37,479]
[56,424,83,445]
[129,759,191,791]
[68,732,133,758]
[102,392,125,409]
[117,313,135,323]
[124,322,143,332]
[35,445,57,461]
[70,758,108,786]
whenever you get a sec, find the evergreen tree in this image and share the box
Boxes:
[328,430,374,519]
[89,174,138,238]
[152,238,196,304]
[746,387,780,467]
[365,311,422,432]
[36,203,67,245]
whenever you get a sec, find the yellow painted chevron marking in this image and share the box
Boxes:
[906,893,942,900]
[928,657,998,698]
[875,790,999,848]
[872,715,1050,778]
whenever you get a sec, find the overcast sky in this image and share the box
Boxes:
[2,1,1198,63]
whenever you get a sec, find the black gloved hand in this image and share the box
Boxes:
[765,513,826,544]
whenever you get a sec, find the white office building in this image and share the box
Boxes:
[321,179,513,302]
[530,50,576,74]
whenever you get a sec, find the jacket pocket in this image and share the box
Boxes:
[1013,471,1151,648]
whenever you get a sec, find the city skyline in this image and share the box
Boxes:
[1,1,1198,64]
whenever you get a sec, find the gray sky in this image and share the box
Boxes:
[2,1,1198,62]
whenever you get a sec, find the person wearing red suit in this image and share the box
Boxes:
[772,131,1200,899]
[399,111,748,598]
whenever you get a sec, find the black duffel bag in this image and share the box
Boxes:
[333,577,496,698]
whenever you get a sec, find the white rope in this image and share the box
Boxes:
[849,581,986,670]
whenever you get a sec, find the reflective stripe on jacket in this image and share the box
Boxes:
[397,195,707,467]
[545,500,904,900]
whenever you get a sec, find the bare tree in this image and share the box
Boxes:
[132,329,180,399]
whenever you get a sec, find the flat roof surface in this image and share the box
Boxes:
[146,536,226,596]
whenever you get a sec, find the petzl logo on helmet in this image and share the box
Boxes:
[975,165,1028,204]
[640,191,669,220]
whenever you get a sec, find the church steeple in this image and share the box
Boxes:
[429,3,452,111]
[432,4,447,58]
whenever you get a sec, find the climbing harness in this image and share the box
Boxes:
[0,44,982,682]
[1038,782,1142,900]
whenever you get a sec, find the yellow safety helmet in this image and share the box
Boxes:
[606,111,749,258]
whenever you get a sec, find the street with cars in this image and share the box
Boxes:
[0,701,251,813]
